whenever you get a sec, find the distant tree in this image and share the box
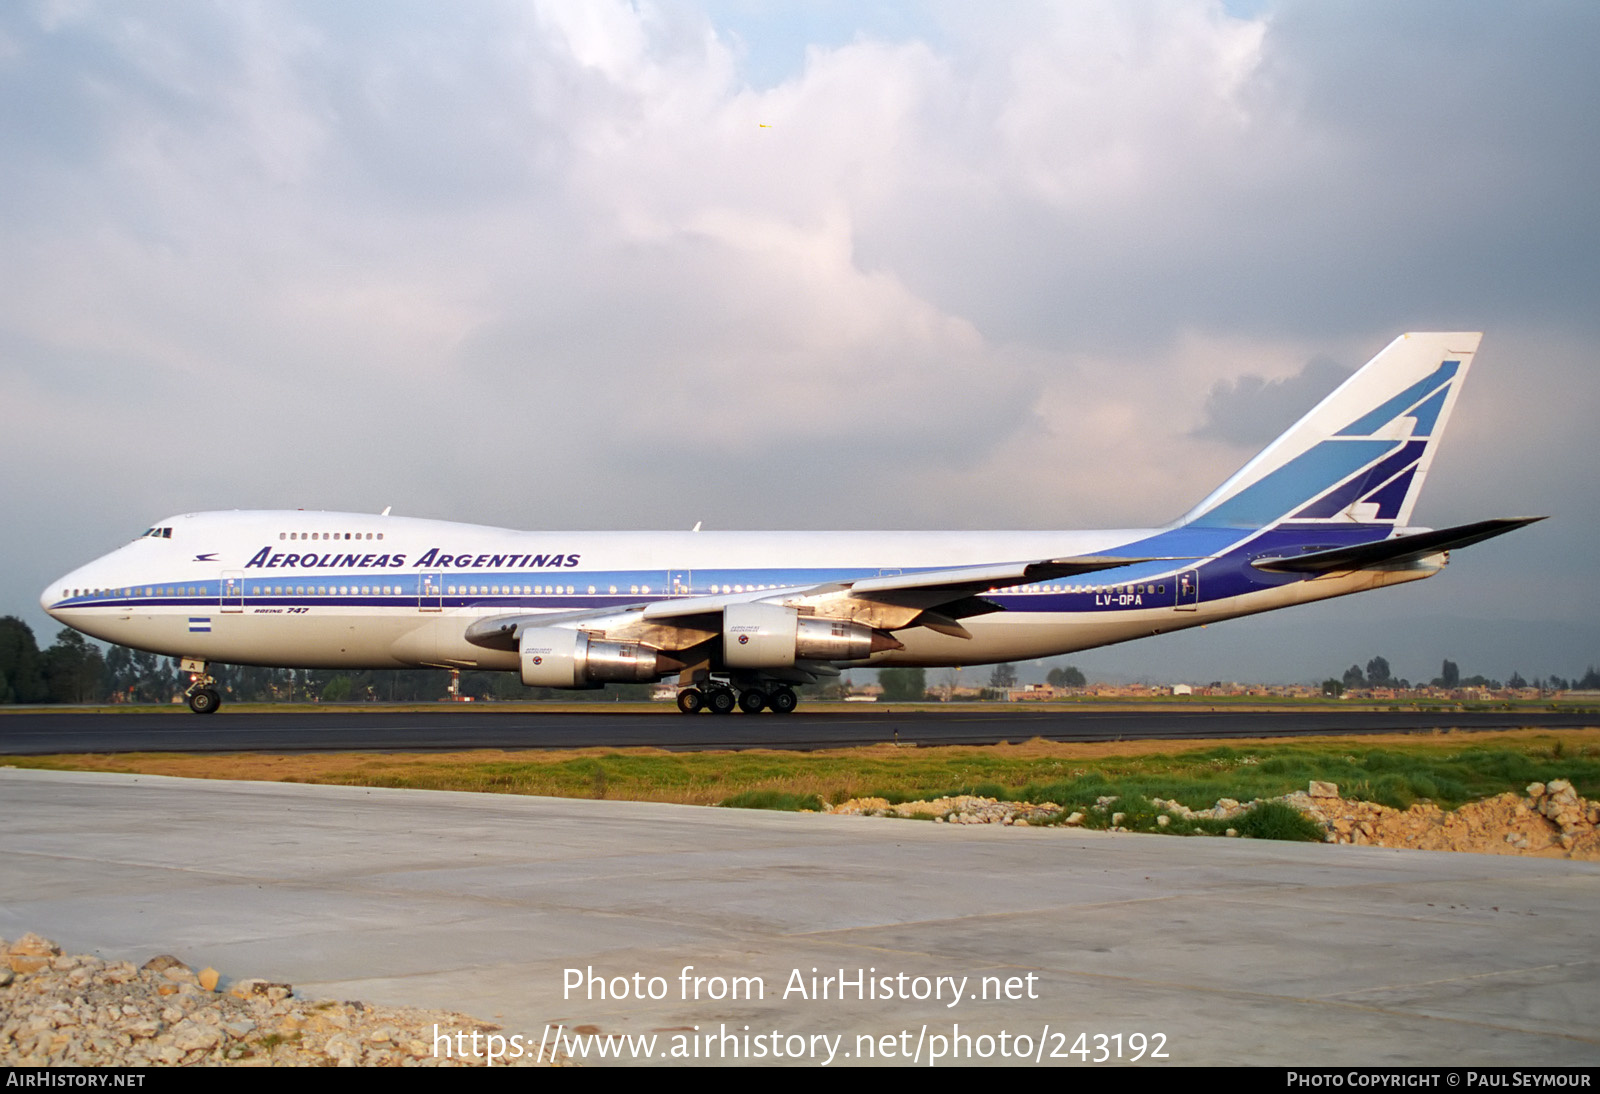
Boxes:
[878,667,927,702]
[1432,659,1461,689]
[1322,678,1344,698]
[1342,664,1365,690]
[103,644,132,700]
[41,629,106,704]
[1365,656,1393,688]
[0,617,46,703]
[1579,666,1600,690]
[1507,671,1528,690]
[119,648,174,704]
[988,663,1018,690]
[1047,665,1086,688]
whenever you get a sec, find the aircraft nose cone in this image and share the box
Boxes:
[41,578,66,620]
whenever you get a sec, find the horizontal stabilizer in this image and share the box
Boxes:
[1250,517,1544,574]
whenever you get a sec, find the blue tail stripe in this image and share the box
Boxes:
[1403,385,1450,436]
[1336,360,1458,436]
[1292,439,1426,519]
[1364,467,1417,520]
[1192,440,1395,528]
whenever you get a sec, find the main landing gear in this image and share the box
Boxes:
[676,683,798,715]
[181,659,222,715]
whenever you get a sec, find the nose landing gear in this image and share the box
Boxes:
[181,659,222,715]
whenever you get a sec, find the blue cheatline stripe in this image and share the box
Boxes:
[1191,439,1395,528]
[1336,360,1457,436]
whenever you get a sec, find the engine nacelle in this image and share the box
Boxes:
[519,627,669,688]
[723,603,882,668]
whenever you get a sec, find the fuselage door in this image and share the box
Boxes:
[419,573,443,612]
[221,571,244,613]
[1175,569,1199,611]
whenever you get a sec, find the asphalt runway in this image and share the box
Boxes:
[1,706,1594,754]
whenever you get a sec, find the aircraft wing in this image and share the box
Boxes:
[1250,517,1544,574]
[465,552,1164,651]
[639,553,1166,616]
[844,554,1163,598]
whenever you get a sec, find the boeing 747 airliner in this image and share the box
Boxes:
[43,332,1539,715]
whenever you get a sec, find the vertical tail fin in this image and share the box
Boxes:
[1180,332,1481,529]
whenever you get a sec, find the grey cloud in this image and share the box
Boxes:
[1192,354,1352,447]
[854,3,1600,354]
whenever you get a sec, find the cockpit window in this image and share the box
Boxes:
[138,527,174,539]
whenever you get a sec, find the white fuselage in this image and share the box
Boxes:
[41,509,1431,674]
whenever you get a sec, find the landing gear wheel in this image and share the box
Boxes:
[676,688,704,714]
[768,687,797,714]
[738,689,766,714]
[707,688,737,715]
[188,688,221,715]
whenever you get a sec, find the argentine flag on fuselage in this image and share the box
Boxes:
[1178,332,1479,530]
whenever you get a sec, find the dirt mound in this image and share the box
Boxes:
[832,779,1600,858]
[1296,778,1599,858]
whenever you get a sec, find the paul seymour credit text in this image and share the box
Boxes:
[430,965,1170,1065]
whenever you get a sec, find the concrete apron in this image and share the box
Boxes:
[3,768,1597,1066]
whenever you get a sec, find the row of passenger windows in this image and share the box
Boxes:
[252,585,401,596]
[445,584,787,595]
[65,584,792,598]
[66,581,1173,600]
[448,584,578,596]
[278,531,383,541]
[64,587,201,598]
[999,583,1166,595]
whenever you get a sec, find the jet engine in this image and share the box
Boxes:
[722,603,897,668]
[519,627,676,688]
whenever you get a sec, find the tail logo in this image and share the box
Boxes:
[1291,359,1459,522]
[1186,335,1474,530]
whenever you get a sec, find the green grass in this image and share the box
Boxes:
[890,742,1600,816]
[1228,800,1327,841]
[5,731,1596,832]
[718,790,826,812]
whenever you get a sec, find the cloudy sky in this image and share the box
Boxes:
[2,1,1595,685]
